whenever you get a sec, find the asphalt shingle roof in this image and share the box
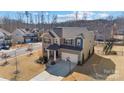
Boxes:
[60,44,82,51]
[47,44,60,50]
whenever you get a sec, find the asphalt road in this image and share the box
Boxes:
[0,43,42,62]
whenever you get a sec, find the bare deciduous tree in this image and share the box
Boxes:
[25,11,29,28]
[51,14,57,28]
[83,12,87,20]
[107,16,113,21]
[75,11,78,20]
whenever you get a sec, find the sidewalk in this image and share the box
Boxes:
[30,71,63,81]
[0,78,8,81]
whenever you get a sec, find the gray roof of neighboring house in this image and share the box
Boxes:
[0,28,11,36]
[14,28,31,35]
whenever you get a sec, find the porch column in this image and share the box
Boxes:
[47,50,50,60]
[54,50,56,61]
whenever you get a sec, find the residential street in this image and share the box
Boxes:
[0,43,42,62]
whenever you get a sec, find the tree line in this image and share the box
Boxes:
[0,11,58,32]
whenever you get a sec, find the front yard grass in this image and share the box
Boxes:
[0,49,44,81]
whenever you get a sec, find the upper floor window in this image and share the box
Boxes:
[64,39,74,46]
[77,39,81,46]
[75,38,82,47]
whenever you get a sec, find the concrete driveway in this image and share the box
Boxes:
[30,61,77,81]
[46,61,77,77]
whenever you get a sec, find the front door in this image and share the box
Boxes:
[56,50,59,58]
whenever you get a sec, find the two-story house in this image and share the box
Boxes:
[41,27,94,65]
[0,28,12,46]
[12,28,38,43]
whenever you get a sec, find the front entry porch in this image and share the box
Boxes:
[46,44,60,62]
[47,49,59,61]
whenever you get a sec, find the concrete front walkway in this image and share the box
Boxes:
[30,71,63,81]
[0,78,8,81]
[30,61,76,81]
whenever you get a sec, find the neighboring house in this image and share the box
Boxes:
[112,23,124,41]
[41,27,94,65]
[0,28,12,46]
[31,28,39,34]
[113,28,124,40]
[95,23,113,41]
[31,28,42,41]
[12,28,38,43]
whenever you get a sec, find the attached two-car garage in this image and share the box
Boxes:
[61,52,79,64]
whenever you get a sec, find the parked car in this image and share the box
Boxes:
[0,46,4,50]
[2,45,10,50]
[0,44,10,50]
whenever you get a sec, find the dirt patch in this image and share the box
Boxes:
[63,45,124,81]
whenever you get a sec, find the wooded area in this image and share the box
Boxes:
[0,11,124,33]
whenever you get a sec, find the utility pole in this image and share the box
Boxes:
[75,11,78,20]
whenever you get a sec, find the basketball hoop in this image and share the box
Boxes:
[66,57,70,62]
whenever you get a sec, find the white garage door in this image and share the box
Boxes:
[61,52,78,64]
